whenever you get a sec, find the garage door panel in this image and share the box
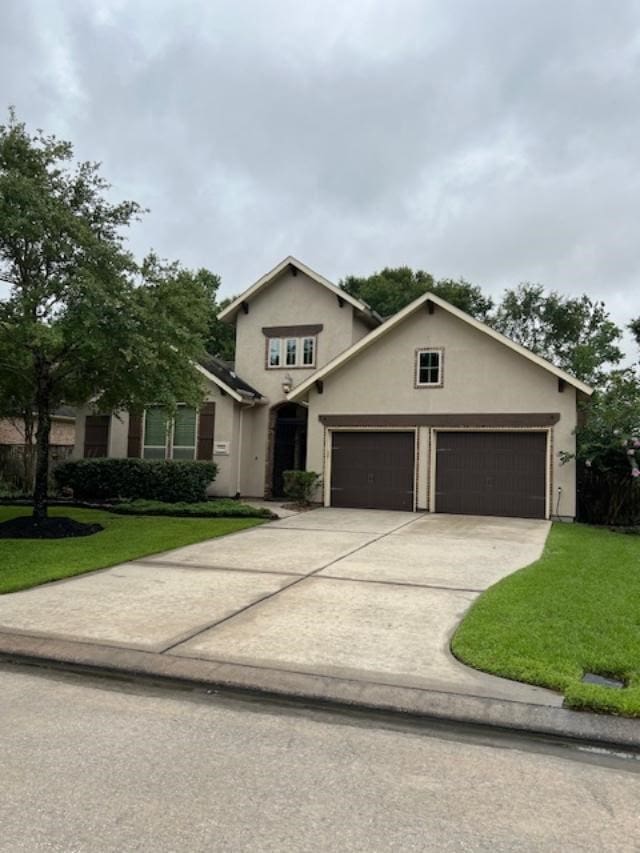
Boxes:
[436,432,546,519]
[331,432,414,512]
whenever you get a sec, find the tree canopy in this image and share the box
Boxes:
[339,266,493,320]
[492,284,623,385]
[0,110,216,520]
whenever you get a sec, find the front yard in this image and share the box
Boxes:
[452,523,640,717]
[0,506,264,595]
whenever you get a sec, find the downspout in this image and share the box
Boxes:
[236,405,244,497]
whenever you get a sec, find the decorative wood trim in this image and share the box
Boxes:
[262,324,323,337]
[319,413,561,428]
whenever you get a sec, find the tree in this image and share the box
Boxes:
[0,110,215,525]
[207,295,236,362]
[630,317,640,350]
[340,266,493,320]
[566,369,640,525]
[491,284,623,385]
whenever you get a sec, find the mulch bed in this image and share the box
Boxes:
[0,516,104,540]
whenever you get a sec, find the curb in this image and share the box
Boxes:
[0,632,639,752]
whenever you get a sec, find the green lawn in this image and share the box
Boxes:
[452,523,640,717]
[0,506,264,595]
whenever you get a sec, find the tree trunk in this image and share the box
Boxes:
[33,386,52,524]
[22,407,35,491]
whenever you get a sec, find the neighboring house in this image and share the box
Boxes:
[73,256,592,520]
[0,407,76,447]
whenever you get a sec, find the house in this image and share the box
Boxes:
[73,256,592,520]
[0,407,76,447]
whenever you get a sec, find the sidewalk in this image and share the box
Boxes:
[0,508,638,750]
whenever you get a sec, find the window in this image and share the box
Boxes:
[143,405,197,460]
[416,349,443,387]
[267,336,317,368]
[143,406,168,459]
[268,338,281,367]
[172,406,197,460]
[302,337,315,366]
[285,338,297,366]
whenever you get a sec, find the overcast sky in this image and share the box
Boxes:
[1,0,639,354]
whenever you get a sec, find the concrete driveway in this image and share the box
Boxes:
[0,508,557,706]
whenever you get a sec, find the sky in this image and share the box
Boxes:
[1,0,639,355]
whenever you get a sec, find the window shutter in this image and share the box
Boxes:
[197,402,216,460]
[127,413,143,458]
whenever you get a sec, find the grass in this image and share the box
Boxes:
[452,523,640,717]
[109,498,275,518]
[0,505,265,595]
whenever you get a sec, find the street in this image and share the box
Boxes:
[1,664,638,852]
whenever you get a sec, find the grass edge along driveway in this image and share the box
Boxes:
[0,506,265,595]
[451,523,640,718]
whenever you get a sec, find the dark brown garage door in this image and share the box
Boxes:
[330,431,415,511]
[435,431,547,519]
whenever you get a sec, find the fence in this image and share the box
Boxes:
[0,444,74,494]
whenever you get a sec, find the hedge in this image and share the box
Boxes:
[108,499,275,519]
[54,458,218,503]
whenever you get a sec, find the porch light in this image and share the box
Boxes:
[282,373,293,395]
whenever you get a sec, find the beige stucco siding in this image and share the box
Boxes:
[234,268,366,401]
[238,403,270,497]
[305,307,578,518]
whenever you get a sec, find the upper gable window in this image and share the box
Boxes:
[416,349,443,387]
[267,335,316,369]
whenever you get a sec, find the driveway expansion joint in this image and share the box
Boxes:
[159,512,424,653]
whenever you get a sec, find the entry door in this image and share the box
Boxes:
[435,431,547,519]
[330,431,415,511]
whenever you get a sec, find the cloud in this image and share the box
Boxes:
[1,0,639,354]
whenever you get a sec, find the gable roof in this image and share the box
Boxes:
[288,291,594,400]
[218,256,382,327]
[197,355,263,403]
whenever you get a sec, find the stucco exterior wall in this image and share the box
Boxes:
[233,268,366,400]
[238,403,270,497]
[305,306,578,518]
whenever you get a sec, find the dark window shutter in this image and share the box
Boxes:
[127,413,143,458]
[84,415,110,458]
[197,402,216,460]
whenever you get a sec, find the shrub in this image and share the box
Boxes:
[54,458,217,503]
[109,499,274,519]
[282,470,321,506]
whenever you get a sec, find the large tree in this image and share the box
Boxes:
[339,266,493,320]
[491,283,623,385]
[0,111,216,524]
[630,316,640,351]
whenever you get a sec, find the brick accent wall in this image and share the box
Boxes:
[0,417,75,446]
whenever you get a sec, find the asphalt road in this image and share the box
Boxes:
[1,665,639,852]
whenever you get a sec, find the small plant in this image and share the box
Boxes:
[282,470,321,507]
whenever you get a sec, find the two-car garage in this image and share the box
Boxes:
[329,430,548,519]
